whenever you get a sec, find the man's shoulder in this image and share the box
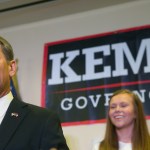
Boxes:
[28,102,54,115]
[13,98,57,119]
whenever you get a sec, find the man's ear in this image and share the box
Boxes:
[9,60,17,77]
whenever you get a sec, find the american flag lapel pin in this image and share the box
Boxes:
[11,112,19,117]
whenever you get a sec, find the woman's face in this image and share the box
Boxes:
[109,93,136,129]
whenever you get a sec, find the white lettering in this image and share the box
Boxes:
[75,96,88,109]
[82,45,111,80]
[112,39,150,76]
[60,90,148,111]
[61,98,73,110]
[133,89,146,102]
[48,38,150,85]
[89,94,101,107]
[48,50,81,85]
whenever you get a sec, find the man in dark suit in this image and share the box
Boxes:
[0,36,69,150]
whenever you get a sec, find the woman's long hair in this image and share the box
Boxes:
[99,89,150,150]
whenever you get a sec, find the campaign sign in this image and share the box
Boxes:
[41,25,150,126]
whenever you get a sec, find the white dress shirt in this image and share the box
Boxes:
[119,141,132,150]
[0,91,13,124]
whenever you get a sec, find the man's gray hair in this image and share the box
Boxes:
[0,36,14,61]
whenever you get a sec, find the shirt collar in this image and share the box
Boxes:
[0,91,13,117]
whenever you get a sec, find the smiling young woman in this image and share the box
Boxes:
[92,89,150,150]
[109,92,136,133]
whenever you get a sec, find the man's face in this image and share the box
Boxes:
[0,47,16,97]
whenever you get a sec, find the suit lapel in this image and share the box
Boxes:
[0,98,29,149]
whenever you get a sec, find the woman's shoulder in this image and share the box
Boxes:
[92,142,100,150]
[91,138,103,150]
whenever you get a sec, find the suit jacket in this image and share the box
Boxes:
[0,98,69,150]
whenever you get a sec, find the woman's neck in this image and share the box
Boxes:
[116,124,134,143]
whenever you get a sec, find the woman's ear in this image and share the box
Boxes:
[9,60,17,77]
